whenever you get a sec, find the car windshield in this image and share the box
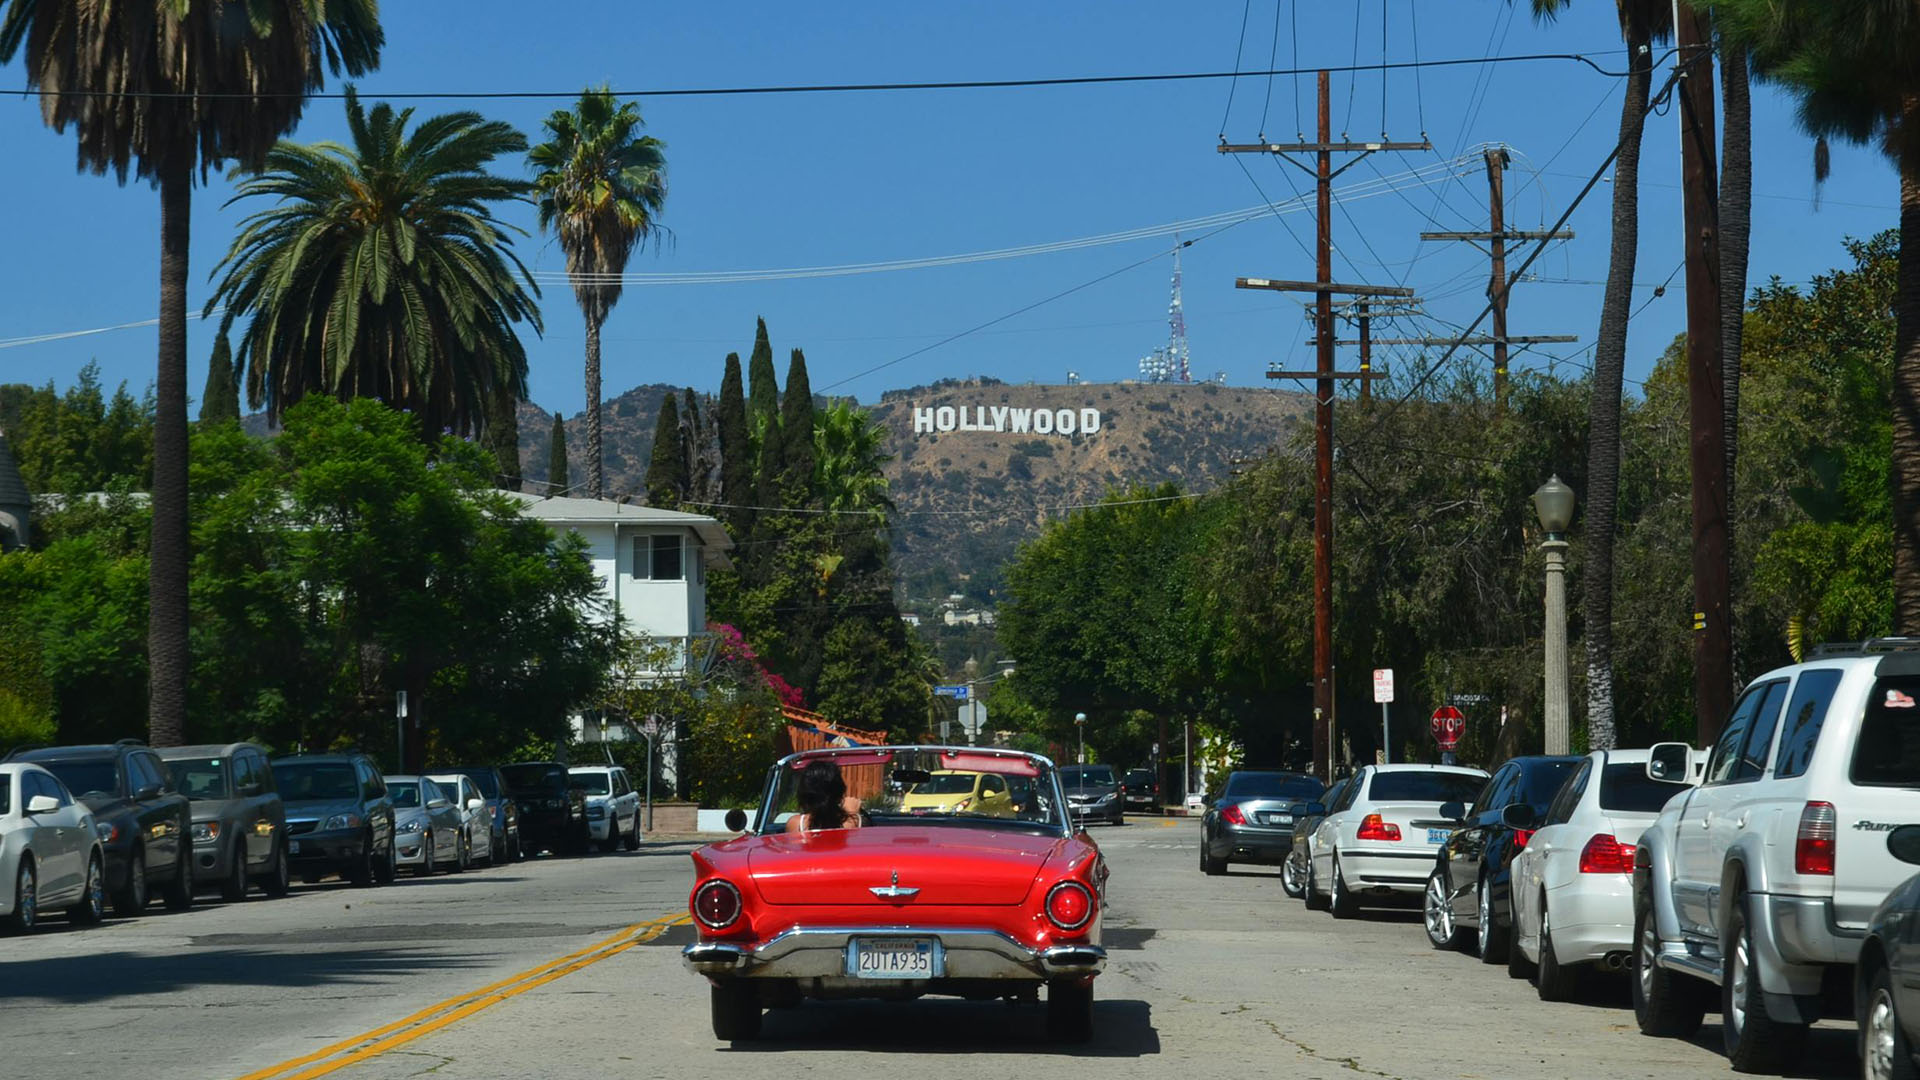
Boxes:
[1368,771,1485,804]
[460,771,499,799]
[501,764,567,792]
[273,763,357,801]
[572,773,612,796]
[1599,763,1685,813]
[389,781,422,808]
[758,748,1067,835]
[1520,761,1581,808]
[39,760,117,800]
[1224,772,1324,800]
[1058,766,1116,789]
[166,759,228,801]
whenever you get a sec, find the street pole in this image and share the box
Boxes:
[1380,702,1390,764]
[394,691,407,775]
[1486,148,1510,408]
[1075,712,1087,764]
[1542,538,1571,754]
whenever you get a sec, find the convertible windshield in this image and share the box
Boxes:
[758,748,1066,835]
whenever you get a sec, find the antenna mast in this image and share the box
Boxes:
[1170,236,1191,383]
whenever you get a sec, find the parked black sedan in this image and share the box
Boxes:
[1858,825,1920,1080]
[501,762,588,855]
[1281,776,1349,898]
[1423,753,1582,966]
[6,741,195,916]
[1200,769,1325,876]
[271,752,397,887]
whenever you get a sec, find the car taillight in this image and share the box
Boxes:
[1578,833,1633,874]
[1220,803,1247,826]
[1356,813,1401,842]
[1511,829,1534,851]
[1796,801,1836,875]
[1045,881,1095,930]
[692,879,742,930]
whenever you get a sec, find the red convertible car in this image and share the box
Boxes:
[683,746,1108,1042]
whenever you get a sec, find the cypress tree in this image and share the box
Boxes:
[645,392,686,506]
[548,414,569,496]
[484,392,521,490]
[746,317,779,424]
[199,335,240,424]
[780,348,817,504]
[716,352,752,528]
[681,386,709,503]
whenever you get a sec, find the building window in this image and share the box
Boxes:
[634,533,683,581]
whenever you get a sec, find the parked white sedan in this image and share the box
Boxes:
[425,773,493,869]
[1,762,107,932]
[1306,763,1487,918]
[569,766,641,852]
[1507,748,1698,999]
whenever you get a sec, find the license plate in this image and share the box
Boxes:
[848,938,940,979]
[1426,828,1449,844]
[1258,814,1293,826]
[289,840,301,855]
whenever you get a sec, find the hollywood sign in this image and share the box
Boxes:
[910,404,1102,437]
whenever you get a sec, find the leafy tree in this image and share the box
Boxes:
[485,393,521,489]
[780,349,817,505]
[814,401,894,520]
[682,387,717,505]
[0,365,151,495]
[199,336,240,425]
[529,86,668,499]
[716,352,752,532]
[0,536,149,745]
[645,391,686,506]
[549,414,570,496]
[208,89,539,442]
[0,0,382,748]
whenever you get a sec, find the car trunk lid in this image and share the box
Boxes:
[747,826,1059,906]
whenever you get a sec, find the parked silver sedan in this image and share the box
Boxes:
[384,776,462,877]
[1,762,106,932]
[426,773,493,870]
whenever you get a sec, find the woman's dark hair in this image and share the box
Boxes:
[796,759,850,830]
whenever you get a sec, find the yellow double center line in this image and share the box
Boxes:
[235,912,692,1080]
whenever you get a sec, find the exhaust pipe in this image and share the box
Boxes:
[1602,951,1630,972]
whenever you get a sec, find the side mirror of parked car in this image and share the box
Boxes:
[25,794,58,815]
[1500,802,1538,830]
[723,808,749,833]
[1646,742,1693,783]
[135,782,162,800]
[467,798,484,812]
[428,797,449,810]
[1438,800,1467,822]
[1889,824,1920,866]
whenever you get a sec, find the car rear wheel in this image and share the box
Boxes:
[1304,856,1329,912]
[161,842,194,911]
[260,839,290,898]
[601,819,621,854]
[1046,979,1094,1043]
[1722,896,1808,1072]
[1475,876,1508,964]
[1534,897,1581,1000]
[623,816,642,851]
[111,845,148,916]
[1199,838,1224,876]
[5,858,36,934]
[710,981,762,1041]
[1863,965,1919,1080]
[1506,892,1537,981]
[220,838,249,903]
[1632,887,1705,1038]
[1328,854,1358,919]
[1280,852,1306,898]
[69,853,105,925]
[453,833,471,873]
[1423,871,1466,950]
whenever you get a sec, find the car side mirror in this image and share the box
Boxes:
[467,798,483,812]
[1438,800,1467,822]
[135,783,162,801]
[25,794,58,815]
[428,798,449,809]
[1647,742,1693,783]
[1890,825,1920,866]
[723,808,749,833]
[1501,802,1538,830]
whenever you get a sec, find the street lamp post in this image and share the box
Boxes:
[1075,712,1087,764]
[1532,475,1577,755]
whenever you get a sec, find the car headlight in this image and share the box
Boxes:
[191,822,220,845]
[95,821,121,844]
[323,813,363,831]
[547,798,567,811]
[397,818,424,834]
[587,804,606,819]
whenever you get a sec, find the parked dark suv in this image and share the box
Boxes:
[271,752,397,887]
[158,743,289,901]
[500,762,587,855]
[447,764,522,862]
[5,740,194,915]
[1123,767,1161,814]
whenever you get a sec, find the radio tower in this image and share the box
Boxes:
[1169,236,1191,383]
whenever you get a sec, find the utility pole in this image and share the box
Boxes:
[1325,298,1425,407]
[1675,5,1731,744]
[1419,147,1574,408]
[1221,71,1426,780]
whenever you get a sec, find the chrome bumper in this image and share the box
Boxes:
[684,926,1106,982]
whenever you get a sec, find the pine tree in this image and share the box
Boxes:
[548,414,569,496]
[199,335,241,424]
[780,348,817,505]
[716,352,752,530]
[645,392,686,506]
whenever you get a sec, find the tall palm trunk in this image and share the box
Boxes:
[1893,120,1920,633]
[585,314,604,499]
[1719,44,1752,676]
[149,160,192,748]
[1581,31,1654,751]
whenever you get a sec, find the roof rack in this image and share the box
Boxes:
[1810,638,1920,657]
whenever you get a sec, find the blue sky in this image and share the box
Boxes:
[0,1,1899,418]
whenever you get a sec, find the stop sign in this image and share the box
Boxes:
[1431,705,1466,751]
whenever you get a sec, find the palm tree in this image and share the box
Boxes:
[0,0,382,747]
[206,89,540,440]
[1708,0,1920,630]
[813,402,894,523]
[1520,0,1672,749]
[528,87,668,500]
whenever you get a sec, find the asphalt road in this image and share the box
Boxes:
[0,818,1863,1080]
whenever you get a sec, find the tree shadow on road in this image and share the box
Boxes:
[0,946,485,1005]
[727,998,1160,1057]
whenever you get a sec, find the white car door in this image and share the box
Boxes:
[1674,686,1764,935]
[1314,767,1368,879]
[1516,757,1594,958]
[27,769,85,901]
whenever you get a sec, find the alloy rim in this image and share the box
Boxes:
[18,863,35,929]
[1540,903,1551,963]
[1425,877,1452,943]
[131,853,146,907]
[1479,882,1492,952]
[86,859,103,918]
[1283,856,1301,893]
[1331,858,1345,907]
[1729,929,1750,1033]
[1637,918,1657,998]
[1867,989,1898,1080]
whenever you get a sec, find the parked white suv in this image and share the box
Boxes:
[569,766,641,853]
[1632,641,1920,1072]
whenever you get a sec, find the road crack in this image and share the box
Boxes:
[1253,1013,1404,1079]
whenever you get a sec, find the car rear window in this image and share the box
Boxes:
[1125,769,1155,787]
[1368,771,1484,804]
[39,760,118,800]
[501,764,567,791]
[1598,764,1682,813]
[1851,676,1920,786]
[1225,772,1325,799]
[273,762,358,801]
[1519,761,1581,807]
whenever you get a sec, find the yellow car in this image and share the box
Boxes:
[899,771,1016,818]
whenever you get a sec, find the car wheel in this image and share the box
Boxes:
[1534,895,1580,1000]
[1328,854,1358,919]
[709,981,762,1041]
[414,832,437,878]
[1304,855,1330,912]
[1863,964,1919,1080]
[1046,979,1094,1043]
[348,832,376,887]
[1199,837,1224,876]
[1476,876,1508,964]
[374,838,398,884]
[161,841,194,911]
[623,817,642,851]
[260,839,290,898]
[1722,895,1808,1071]
[1506,891,1536,980]
[454,833,470,873]
[220,838,249,903]
[1632,886,1705,1038]
[1423,870,1466,950]
[601,819,621,854]
[4,857,36,934]
[1281,852,1306,898]
[68,852,105,925]
[111,844,149,916]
